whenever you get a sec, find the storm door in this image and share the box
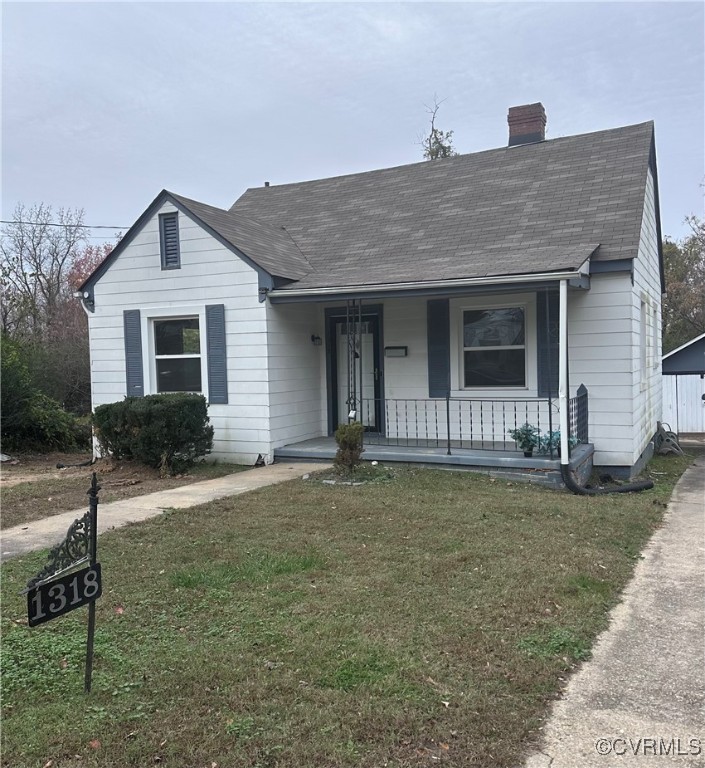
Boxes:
[327,308,382,432]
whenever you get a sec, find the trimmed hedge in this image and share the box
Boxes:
[93,394,214,475]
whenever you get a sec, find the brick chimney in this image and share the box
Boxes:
[507,103,546,146]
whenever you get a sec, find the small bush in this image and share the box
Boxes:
[27,393,82,450]
[334,421,364,475]
[93,394,214,475]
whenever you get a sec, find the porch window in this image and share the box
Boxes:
[462,307,526,387]
[154,318,202,392]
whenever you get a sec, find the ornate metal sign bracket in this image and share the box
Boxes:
[24,472,102,693]
[24,510,92,592]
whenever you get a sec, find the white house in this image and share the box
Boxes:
[79,104,664,482]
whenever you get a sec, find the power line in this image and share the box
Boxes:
[0,220,128,230]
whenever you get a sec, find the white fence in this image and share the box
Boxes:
[662,375,705,434]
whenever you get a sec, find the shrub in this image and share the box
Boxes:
[93,394,214,475]
[27,393,82,450]
[90,399,131,459]
[0,335,85,452]
[334,421,364,475]
[1,336,34,446]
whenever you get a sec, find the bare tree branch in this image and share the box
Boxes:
[418,95,458,160]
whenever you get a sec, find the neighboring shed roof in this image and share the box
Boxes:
[662,334,705,375]
[231,121,654,290]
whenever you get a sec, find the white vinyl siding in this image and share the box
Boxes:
[568,273,639,467]
[265,302,325,448]
[567,167,662,470]
[88,201,270,464]
[631,167,663,461]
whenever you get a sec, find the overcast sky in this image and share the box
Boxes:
[2,1,703,245]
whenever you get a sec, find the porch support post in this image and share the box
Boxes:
[558,279,570,465]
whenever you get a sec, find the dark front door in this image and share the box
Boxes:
[328,313,382,432]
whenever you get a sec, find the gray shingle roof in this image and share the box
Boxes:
[228,121,654,290]
[169,192,311,280]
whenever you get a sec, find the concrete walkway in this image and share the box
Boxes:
[525,457,705,767]
[1,462,330,562]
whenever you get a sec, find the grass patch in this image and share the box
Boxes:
[1,449,700,768]
[170,550,326,588]
[315,460,399,484]
[517,628,591,662]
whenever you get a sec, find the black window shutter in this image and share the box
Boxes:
[206,304,228,404]
[427,299,450,397]
[123,309,144,397]
[537,291,559,397]
[160,212,180,269]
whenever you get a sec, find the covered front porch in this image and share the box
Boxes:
[266,267,594,481]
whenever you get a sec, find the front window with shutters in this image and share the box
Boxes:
[462,307,526,388]
[159,212,180,269]
[153,318,201,392]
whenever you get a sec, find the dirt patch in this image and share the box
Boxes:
[0,451,96,487]
[0,452,247,530]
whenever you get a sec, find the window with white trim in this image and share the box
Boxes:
[153,317,202,393]
[462,307,526,387]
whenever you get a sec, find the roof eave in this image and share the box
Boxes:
[77,189,289,295]
[267,266,591,303]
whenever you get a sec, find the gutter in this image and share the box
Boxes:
[267,266,590,300]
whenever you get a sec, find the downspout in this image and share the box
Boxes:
[558,280,570,465]
[557,280,653,494]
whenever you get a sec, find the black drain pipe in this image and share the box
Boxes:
[561,463,653,495]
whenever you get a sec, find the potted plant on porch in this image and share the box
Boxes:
[538,430,579,457]
[508,423,540,457]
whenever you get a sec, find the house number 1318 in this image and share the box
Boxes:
[27,564,102,627]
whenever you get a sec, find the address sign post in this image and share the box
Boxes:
[24,472,103,693]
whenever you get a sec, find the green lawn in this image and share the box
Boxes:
[1,451,699,768]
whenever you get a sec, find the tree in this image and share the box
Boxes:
[0,203,87,338]
[420,97,458,160]
[39,243,113,412]
[662,216,705,353]
[1,206,112,413]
